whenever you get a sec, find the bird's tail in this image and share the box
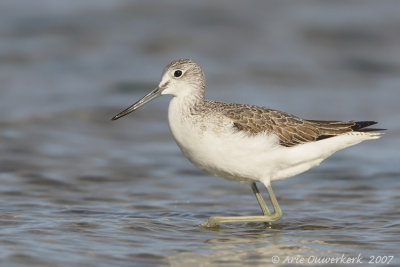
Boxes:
[351,121,386,132]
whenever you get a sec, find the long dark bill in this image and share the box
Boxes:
[111,87,162,120]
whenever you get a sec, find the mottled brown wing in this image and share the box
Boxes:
[220,102,378,147]
[222,105,320,146]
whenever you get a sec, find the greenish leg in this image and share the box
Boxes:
[266,184,282,219]
[201,183,283,228]
[251,182,271,216]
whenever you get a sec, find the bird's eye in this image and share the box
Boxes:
[174,70,182,78]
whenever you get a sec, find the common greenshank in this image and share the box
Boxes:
[112,59,384,227]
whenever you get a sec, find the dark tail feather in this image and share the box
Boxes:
[351,121,386,132]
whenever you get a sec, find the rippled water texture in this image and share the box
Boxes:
[0,0,399,266]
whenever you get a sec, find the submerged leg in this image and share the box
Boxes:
[201,183,283,228]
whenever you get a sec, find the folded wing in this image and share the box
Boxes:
[221,103,384,147]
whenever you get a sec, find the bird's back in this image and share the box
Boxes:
[199,100,384,147]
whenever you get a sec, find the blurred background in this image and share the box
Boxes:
[0,0,399,266]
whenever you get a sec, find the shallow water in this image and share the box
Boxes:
[0,0,399,266]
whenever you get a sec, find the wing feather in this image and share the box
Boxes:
[213,101,383,147]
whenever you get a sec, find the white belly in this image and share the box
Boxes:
[170,120,279,182]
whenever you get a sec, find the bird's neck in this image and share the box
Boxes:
[176,84,205,106]
[170,88,205,117]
